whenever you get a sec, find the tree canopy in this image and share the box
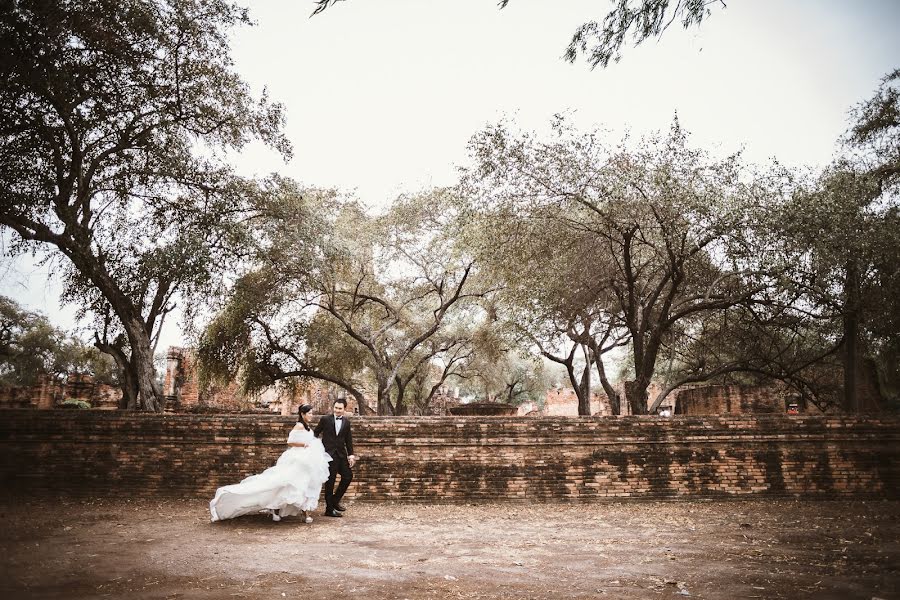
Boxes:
[2,0,896,415]
[460,116,793,414]
[197,183,494,415]
[313,0,727,69]
[0,0,288,409]
[0,295,118,388]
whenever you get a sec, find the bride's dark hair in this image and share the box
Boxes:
[297,404,313,430]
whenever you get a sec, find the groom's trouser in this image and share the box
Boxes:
[325,457,353,509]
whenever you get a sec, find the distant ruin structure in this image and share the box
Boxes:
[0,373,121,410]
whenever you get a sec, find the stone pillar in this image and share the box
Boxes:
[163,348,183,397]
[34,374,57,409]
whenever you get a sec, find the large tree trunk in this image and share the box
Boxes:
[588,337,623,415]
[394,376,408,416]
[376,377,393,415]
[122,317,162,411]
[595,359,621,415]
[351,389,374,415]
[94,333,142,410]
[562,347,593,416]
[118,359,140,409]
[72,246,164,411]
[843,260,860,413]
[627,333,662,415]
[93,315,164,413]
[624,379,649,415]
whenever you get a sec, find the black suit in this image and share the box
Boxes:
[314,414,354,511]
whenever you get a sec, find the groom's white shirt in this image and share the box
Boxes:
[334,416,343,435]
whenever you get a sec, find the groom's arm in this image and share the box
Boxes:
[345,420,354,457]
[313,416,325,438]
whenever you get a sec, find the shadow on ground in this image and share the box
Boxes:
[1,496,898,599]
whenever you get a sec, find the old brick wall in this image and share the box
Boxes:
[0,375,121,410]
[163,347,363,415]
[676,385,788,415]
[64,374,121,409]
[0,385,37,409]
[0,410,897,502]
[541,389,610,416]
[0,375,64,409]
[531,383,677,417]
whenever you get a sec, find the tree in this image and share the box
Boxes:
[464,117,777,414]
[843,68,900,410]
[781,168,883,412]
[390,321,476,415]
[0,295,66,386]
[0,295,118,387]
[195,181,366,407]
[617,71,900,413]
[198,184,490,415]
[0,0,289,410]
[452,325,553,406]
[739,69,900,413]
[521,0,725,69]
[459,182,629,415]
[652,293,850,412]
[846,68,900,187]
[313,0,727,69]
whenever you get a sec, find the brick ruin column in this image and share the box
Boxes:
[33,374,61,409]
[65,374,94,403]
[162,347,186,410]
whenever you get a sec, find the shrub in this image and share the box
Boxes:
[60,398,92,409]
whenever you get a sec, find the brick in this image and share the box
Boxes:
[0,411,897,501]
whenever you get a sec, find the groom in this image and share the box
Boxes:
[314,398,357,517]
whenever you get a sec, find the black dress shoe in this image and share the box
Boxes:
[334,503,348,512]
[324,509,343,518]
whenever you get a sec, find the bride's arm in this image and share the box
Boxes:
[287,426,310,447]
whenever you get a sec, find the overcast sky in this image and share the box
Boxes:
[3,0,899,350]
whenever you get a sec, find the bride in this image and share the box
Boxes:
[209,404,332,523]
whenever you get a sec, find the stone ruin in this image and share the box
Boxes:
[0,346,885,416]
[0,373,121,410]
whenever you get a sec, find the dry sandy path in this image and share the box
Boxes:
[1,497,898,599]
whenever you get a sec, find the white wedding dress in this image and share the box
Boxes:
[209,427,332,522]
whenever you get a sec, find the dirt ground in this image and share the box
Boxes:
[0,496,898,600]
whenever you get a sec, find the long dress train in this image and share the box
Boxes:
[209,427,331,522]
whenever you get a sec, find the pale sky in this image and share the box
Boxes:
[3,0,899,350]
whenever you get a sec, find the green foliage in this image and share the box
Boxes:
[304,311,370,386]
[198,183,492,414]
[559,0,722,69]
[841,69,900,364]
[0,296,64,386]
[0,295,118,387]
[314,0,725,70]
[60,398,92,410]
[653,69,900,411]
[0,0,289,410]
[846,68,900,188]
[454,341,551,406]
[462,115,778,413]
[196,181,341,397]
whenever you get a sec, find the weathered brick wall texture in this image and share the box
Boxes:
[0,375,121,410]
[1,410,897,502]
[676,385,789,415]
